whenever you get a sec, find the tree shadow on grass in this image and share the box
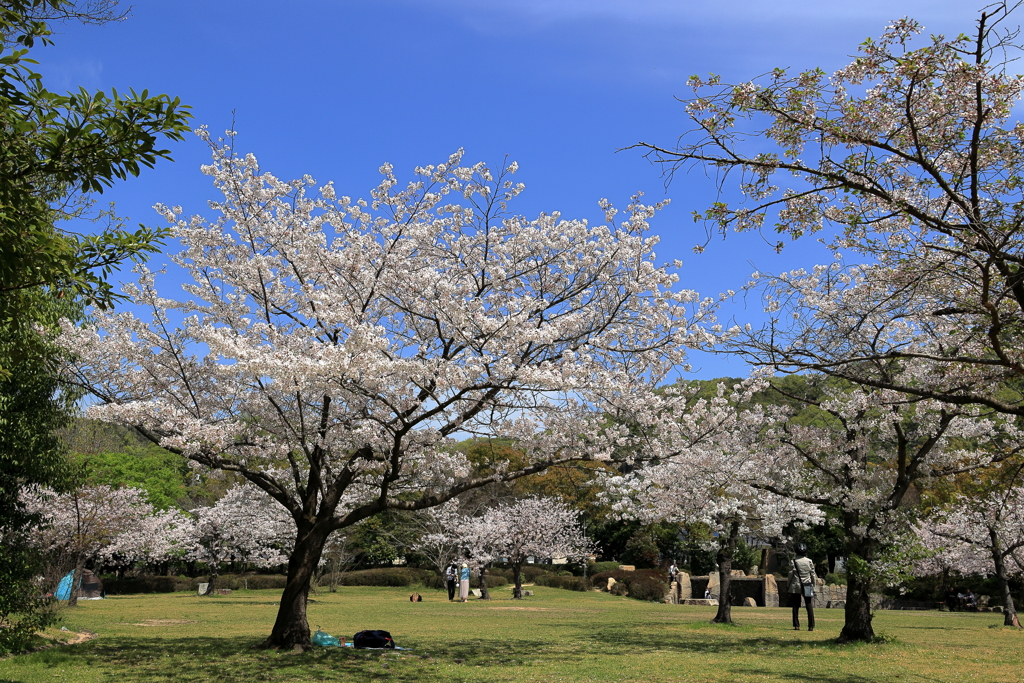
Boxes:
[15,636,442,683]
[726,670,882,683]
[14,635,609,682]
[587,625,860,655]
[6,629,894,682]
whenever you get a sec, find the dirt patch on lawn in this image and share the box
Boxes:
[62,630,98,645]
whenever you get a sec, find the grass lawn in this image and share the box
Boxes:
[2,585,1021,683]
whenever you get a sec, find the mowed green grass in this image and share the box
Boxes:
[2,585,1022,683]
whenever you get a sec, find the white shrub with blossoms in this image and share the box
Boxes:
[60,131,711,649]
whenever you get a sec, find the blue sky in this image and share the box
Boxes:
[39,0,981,378]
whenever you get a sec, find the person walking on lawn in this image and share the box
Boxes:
[789,543,817,632]
[459,563,470,602]
[445,562,458,601]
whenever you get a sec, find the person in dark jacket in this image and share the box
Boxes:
[445,562,458,601]
[788,543,817,631]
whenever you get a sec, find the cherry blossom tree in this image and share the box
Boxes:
[462,497,591,599]
[739,373,1018,642]
[634,4,1024,419]
[23,485,178,605]
[408,500,465,576]
[189,484,293,595]
[602,378,822,624]
[61,132,707,648]
[917,482,1024,627]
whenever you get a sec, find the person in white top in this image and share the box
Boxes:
[788,543,817,631]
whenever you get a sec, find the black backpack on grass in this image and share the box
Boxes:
[353,630,396,649]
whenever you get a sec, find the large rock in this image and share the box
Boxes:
[731,569,746,578]
[743,597,757,607]
[618,565,636,572]
[607,577,617,592]
[708,572,720,599]
[764,574,779,608]
[664,573,692,604]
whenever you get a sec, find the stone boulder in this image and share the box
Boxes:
[607,577,617,592]
[663,573,692,604]
[764,574,779,608]
[743,597,757,607]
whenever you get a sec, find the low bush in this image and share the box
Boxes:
[627,576,666,602]
[235,575,288,590]
[534,574,593,592]
[475,573,508,589]
[103,576,195,594]
[331,568,433,587]
[824,573,848,586]
[591,568,667,602]
[422,573,445,590]
[521,566,553,582]
[591,568,666,588]
[590,561,621,575]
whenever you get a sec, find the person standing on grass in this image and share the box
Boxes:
[445,562,458,602]
[789,543,817,632]
[459,563,470,602]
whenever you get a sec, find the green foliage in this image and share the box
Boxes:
[620,528,660,568]
[0,292,80,653]
[732,538,760,574]
[0,0,190,378]
[77,448,189,509]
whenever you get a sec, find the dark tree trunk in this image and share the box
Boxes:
[204,569,218,596]
[259,521,332,650]
[67,558,84,608]
[838,523,875,643]
[512,563,524,599]
[479,563,490,600]
[712,520,740,624]
[989,528,1021,628]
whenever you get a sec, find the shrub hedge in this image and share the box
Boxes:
[590,568,668,602]
[627,576,666,602]
[102,573,291,594]
[589,561,622,575]
[102,576,193,594]
[330,568,433,587]
[534,574,593,592]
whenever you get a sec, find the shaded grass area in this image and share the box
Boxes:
[2,585,1022,682]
